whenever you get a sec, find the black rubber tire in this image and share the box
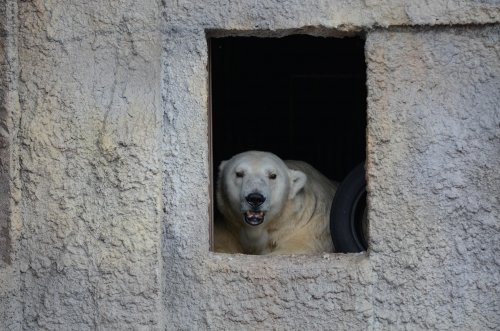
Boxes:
[330,163,368,253]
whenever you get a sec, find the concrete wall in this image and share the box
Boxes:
[367,26,499,329]
[2,0,163,329]
[0,0,21,329]
[1,0,499,329]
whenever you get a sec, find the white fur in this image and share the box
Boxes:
[215,151,337,255]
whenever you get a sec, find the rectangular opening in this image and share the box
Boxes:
[209,34,367,254]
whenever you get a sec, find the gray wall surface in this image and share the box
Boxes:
[1,0,499,329]
[366,26,499,329]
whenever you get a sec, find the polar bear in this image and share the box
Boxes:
[215,151,337,255]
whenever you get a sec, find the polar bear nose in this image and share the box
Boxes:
[246,193,266,207]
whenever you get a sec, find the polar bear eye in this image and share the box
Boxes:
[269,173,277,180]
[236,171,244,178]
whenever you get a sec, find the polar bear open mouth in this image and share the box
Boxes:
[244,210,266,226]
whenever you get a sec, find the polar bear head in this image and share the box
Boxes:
[217,151,307,227]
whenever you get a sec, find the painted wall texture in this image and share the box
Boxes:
[1,0,499,330]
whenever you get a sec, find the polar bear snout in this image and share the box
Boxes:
[245,192,266,207]
[242,191,268,226]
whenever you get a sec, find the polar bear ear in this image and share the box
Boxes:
[218,160,228,175]
[288,169,307,199]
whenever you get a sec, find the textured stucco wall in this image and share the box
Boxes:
[3,0,164,329]
[366,26,500,329]
[0,0,21,329]
[1,0,499,329]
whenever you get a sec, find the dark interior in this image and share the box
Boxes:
[210,34,367,184]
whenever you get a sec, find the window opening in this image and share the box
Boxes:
[210,35,367,254]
